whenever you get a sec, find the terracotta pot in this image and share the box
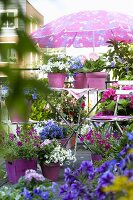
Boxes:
[63,133,76,149]
[86,72,108,89]
[6,159,37,184]
[73,73,87,89]
[40,162,61,181]
[48,73,66,88]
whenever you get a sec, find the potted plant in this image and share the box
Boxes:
[0,169,59,199]
[68,55,85,88]
[0,125,40,184]
[78,55,108,89]
[79,123,118,162]
[34,120,70,147]
[58,91,87,124]
[37,139,76,181]
[40,54,71,88]
[96,83,133,117]
[1,85,38,122]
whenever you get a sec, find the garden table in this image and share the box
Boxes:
[47,87,105,156]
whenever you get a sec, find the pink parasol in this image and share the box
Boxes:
[31,10,133,48]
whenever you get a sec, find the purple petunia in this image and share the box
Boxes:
[21,188,32,200]
[25,169,45,182]
[17,141,23,146]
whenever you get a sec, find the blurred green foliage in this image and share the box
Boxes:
[0,0,51,120]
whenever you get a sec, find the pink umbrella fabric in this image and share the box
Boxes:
[31,10,133,48]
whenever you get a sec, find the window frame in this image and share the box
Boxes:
[0,9,18,29]
[0,42,16,63]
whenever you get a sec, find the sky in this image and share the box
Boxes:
[29,0,133,24]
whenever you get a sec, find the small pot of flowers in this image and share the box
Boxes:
[78,55,108,89]
[37,139,76,181]
[0,124,40,184]
[96,83,133,117]
[34,120,70,148]
[40,54,71,88]
[1,85,38,122]
[79,123,119,163]
[68,55,85,88]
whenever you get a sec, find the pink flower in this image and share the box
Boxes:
[89,52,99,61]
[86,133,92,141]
[16,127,21,135]
[17,141,23,146]
[81,101,85,108]
[105,143,111,150]
[90,139,94,144]
[9,133,14,141]
[80,137,84,142]
[95,133,101,139]
[101,88,116,102]
[40,139,52,147]
[112,82,119,88]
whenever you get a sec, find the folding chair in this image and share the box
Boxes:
[89,81,133,134]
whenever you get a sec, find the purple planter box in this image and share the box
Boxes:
[6,159,37,184]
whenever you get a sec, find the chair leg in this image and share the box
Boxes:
[115,121,123,134]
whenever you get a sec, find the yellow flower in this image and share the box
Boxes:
[103,176,133,200]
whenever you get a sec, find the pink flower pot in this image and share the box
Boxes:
[86,72,108,89]
[40,162,61,181]
[91,154,102,163]
[6,159,37,184]
[7,100,32,123]
[48,73,66,88]
[73,73,87,89]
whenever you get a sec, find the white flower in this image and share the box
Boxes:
[45,145,76,165]
[39,55,71,73]
[80,124,91,135]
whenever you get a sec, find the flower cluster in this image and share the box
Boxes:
[38,139,76,165]
[0,85,8,100]
[79,124,120,156]
[24,169,45,182]
[23,87,38,101]
[69,56,84,72]
[60,144,133,200]
[1,124,40,161]
[0,170,59,200]
[59,91,86,123]
[97,85,133,116]
[40,54,71,73]
[0,85,37,101]
[36,120,67,140]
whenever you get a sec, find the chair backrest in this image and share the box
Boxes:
[114,80,133,115]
